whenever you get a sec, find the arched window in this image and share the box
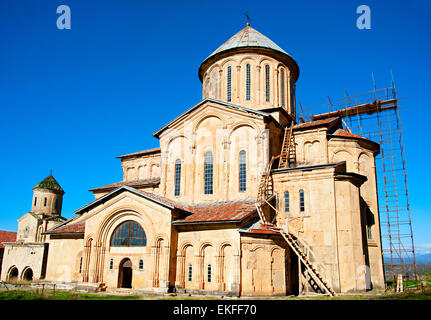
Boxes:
[110,220,147,247]
[281,69,285,107]
[34,197,37,206]
[246,64,251,101]
[207,264,212,282]
[227,66,232,102]
[79,257,83,273]
[284,191,290,212]
[239,150,246,192]
[174,159,181,196]
[299,189,305,212]
[188,264,193,282]
[204,151,213,195]
[265,64,270,102]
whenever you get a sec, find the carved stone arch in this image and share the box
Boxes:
[217,241,239,256]
[358,151,371,163]
[179,241,194,255]
[7,265,19,279]
[154,233,169,246]
[238,54,255,65]
[249,245,265,252]
[258,56,275,66]
[276,62,288,70]
[227,122,260,141]
[166,134,190,150]
[332,147,354,158]
[221,57,238,69]
[96,205,156,249]
[207,63,221,75]
[270,246,283,256]
[84,234,94,244]
[21,266,34,281]
[302,139,321,147]
[192,113,224,136]
[198,241,215,256]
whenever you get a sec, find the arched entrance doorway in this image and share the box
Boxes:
[8,267,18,280]
[22,268,33,281]
[118,258,132,288]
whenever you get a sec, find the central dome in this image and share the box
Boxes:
[199,24,299,83]
[198,24,300,116]
[206,24,289,60]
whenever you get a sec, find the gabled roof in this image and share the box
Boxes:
[328,128,380,151]
[33,174,65,194]
[45,185,263,236]
[74,186,192,215]
[44,221,85,235]
[152,98,276,138]
[0,230,17,248]
[293,117,341,132]
[172,198,257,225]
[89,177,160,192]
[74,185,259,226]
[116,147,161,159]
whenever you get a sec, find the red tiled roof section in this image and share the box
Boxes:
[174,198,257,223]
[45,221,85,235]
[332,128,370,141]
[137,190,193,213]
[246,223,280,235]
[116,147,161,159]
[294,117,340,130]
[89,178,160,192]
[0,231,17,248]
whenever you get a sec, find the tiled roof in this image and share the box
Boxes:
[89,177,160,192]
[246,223,281,235]
[0,230,17,248]
[152,98,275,138]
[173,198,257,224]
[33,174,65,194]
[59,186,259,235]
[294,117,341,131]
[205,25,289,61]
[239,221,281,235]
[332,128,370,141]
[44,221,85,235]
[75,186,193,215]
[116,148,161,159]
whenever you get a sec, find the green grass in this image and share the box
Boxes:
[0,289,142,300]
[1,288,430,300]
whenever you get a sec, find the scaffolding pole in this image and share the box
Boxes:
[300,84,419,291]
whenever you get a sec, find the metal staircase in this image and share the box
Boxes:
[254,124,336,296]
[267,225,336,296]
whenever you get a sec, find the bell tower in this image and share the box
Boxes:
[31,173,65,217]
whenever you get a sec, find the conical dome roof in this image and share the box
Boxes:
[199,24,299,82]
[33,174,65,194]
[206,24,289,60]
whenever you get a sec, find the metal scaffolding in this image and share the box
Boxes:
[298,83,419,290]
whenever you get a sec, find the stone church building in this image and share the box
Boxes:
[1,24,385,296]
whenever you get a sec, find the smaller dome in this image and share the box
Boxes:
[33,174,65,194]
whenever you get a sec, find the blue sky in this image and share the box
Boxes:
[0,0,430,254]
